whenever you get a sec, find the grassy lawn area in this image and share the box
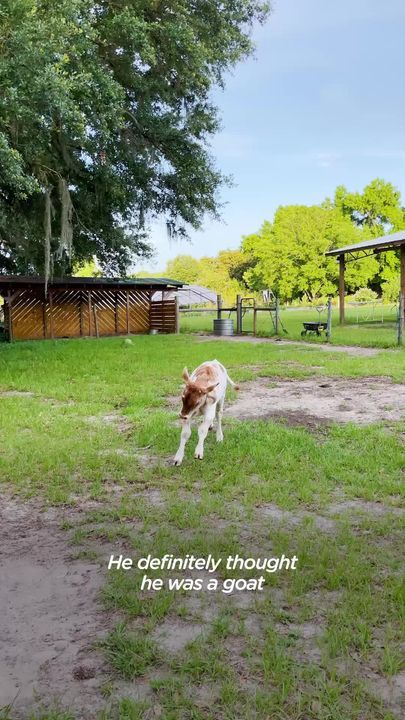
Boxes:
[180,303,399,348]
[0,335,404,720]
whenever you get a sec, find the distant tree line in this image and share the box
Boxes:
[162,179,404,304]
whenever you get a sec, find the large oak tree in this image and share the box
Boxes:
[0,0,269,280]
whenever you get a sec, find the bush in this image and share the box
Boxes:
[352,288,378,303]
[381,276,400,304]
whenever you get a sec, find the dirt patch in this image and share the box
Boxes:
[226,376,405,425]
[364,669,405,717]
[0,389,35,397]
[257,503,337,532]
[85,413,132,433]
[0,498,110,718]
[197,334,381,356]
[152,619,204,654]
[99,446,161,468]
[327,500,404,516]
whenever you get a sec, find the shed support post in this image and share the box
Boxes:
[339,254,345,325]
[49,290,54,339]
[126,290,130,334]
[148,288,152,332]
[93,304,99,338]
[43,296,47,338]
[236,294,242,334]
[175,295,180,334]
[7,289,13,342]
[79,292,84,337]
[217,294,223,320]
[115,291,119,334]
[87,290,92,336]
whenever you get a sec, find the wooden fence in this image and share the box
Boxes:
[4,287,177,340]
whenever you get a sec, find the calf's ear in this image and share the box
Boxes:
[205,382,219,394]
[182,367,190,382]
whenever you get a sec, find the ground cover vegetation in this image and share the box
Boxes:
[0,334,404,719]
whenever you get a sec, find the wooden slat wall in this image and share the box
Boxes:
[150,298,176,333]
[10,289,45,340]
[50,289,82,338]
[6,287,177,340]
[128,289,150,333]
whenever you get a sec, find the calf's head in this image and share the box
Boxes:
[179,367,218,420]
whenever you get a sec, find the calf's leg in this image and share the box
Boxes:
[194,407,216,460]
[174,421,191,466]
[216,396,224,442]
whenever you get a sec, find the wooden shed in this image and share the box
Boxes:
[0,276,183,341]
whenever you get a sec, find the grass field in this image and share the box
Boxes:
[180,303,400,348]
[0,334,404,720]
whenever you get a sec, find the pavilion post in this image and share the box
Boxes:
[399,245,405,346]
[339,254,345,325]
[326,297,333,341]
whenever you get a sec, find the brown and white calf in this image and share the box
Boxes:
[173,360,238,466]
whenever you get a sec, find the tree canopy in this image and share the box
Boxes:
[163,249,245,303]
[163,179,404,304]
[0,0,270,281]
[241,179,404,302]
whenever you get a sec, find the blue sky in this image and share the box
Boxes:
[140,0,405,271]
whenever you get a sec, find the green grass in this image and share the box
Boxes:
[0,334,404,720]
[180,303,400,347]
[101,623,161,680]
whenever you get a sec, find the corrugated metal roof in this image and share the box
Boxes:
[0,275,183,288]
[325,230,405,256]
[152,284,217,305]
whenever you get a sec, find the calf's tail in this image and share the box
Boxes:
[226,372,239,390]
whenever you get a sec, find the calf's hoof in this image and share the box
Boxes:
[173,457,183,466]
[216,434,223,442]
[194,451,203,460]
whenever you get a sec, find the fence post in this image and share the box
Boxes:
[253,300,257,337]
[236,294,242,334]
[398,293,404,346]
[326,297,332,341]
[275,297,280,335]
[175,295,180,334]
[217,294,223,320]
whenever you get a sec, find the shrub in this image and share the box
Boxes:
[352,288,378,303]
[381,276,400,304]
